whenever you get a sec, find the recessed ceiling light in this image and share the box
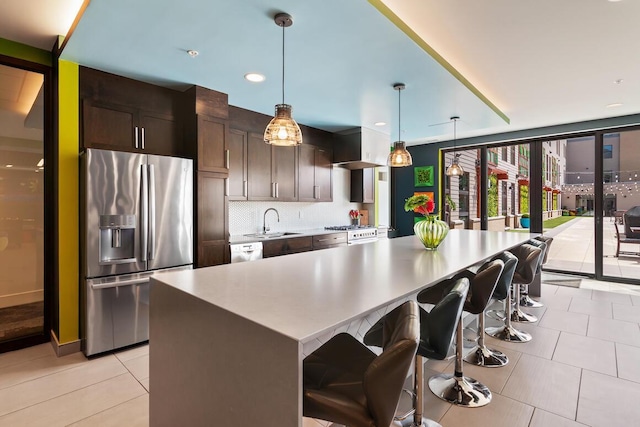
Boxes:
[606,103,623,108]
[187,50,199,58]
[5,164,13,168]
[244,73,265,83]
[607,0,623,2]
[374,122,386,126]
[614,79,624,84]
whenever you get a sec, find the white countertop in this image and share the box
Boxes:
[153,230,534,343]
[228,228,347,245]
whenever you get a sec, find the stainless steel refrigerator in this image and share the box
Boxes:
[81,148,193,356]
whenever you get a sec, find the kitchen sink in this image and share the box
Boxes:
[244,232,301,239]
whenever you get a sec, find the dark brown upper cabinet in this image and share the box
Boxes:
[80,67,183,157]
[228,106,332,202]
[351,168,375,203]
[298,144,333,202]
[228,128,248,200]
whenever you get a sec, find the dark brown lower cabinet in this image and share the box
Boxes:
[196,171,229,267]
[263,236,313,258]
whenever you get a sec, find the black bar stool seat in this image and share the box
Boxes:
[303,301,419,427]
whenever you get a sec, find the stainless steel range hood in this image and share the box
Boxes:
[333,127,389,169]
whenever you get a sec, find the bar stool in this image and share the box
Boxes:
[519,236,554,308]
[364,279,469,426]
[484,251,532,343]
[509,243,544,323]
[303,301,419,427]
[457,255,515,367]
[417,260,503,407]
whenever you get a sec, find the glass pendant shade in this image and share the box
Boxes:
[263,104,302,146]
[387,141,412,167]
[446,155,464,176]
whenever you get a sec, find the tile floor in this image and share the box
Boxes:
[0,279,639,426]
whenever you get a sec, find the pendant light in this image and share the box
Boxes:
[446,116,464,176]
[264,13,303,146]
[387,83,412,167]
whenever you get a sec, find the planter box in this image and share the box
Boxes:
[520,217,530,228]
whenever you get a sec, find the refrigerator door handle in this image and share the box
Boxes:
[141,164,149,262]
[148,164,156,260]
[90,277,149,290]
[141,127,146,150]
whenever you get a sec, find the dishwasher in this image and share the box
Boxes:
[230,242,263,263]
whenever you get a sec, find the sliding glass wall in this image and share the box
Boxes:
[601,130,640,280]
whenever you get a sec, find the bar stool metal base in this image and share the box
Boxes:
[393,418,442,427]
[464,345,509,367]
[485,324,532,342]
[428,374,492,407]
[520,295,544,308]
[510,308,538,323]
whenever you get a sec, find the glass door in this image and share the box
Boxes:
[600,130,640,281]
[0,63,46,346]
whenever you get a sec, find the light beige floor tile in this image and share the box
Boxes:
[0,344,54,371]
[113,344,149,363]
[302,417,326,427]
[539,309,589,335]
[502,354,581,420]
[530,408,588,427]
[555,286,593,300]
[577,370,640,427]
[552,332,617,376]
[587,316,640,347]
[612,303,640,323]
[439,392,534,427]
[568,297,613,319]
[616,343,640,383]
[69,393,149,427]
[0,351,88,390]
[536,293,573,311]
[122,354,149,382]
[0,355,127,416]
[485,322,560,360]
[540,283,559,295]
[139,377,150,392]
[591,289,632,305]
[442,346,522,394]
[0,373,145,427]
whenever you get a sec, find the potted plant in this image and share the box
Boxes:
[405,194,449,250]
[520,212,530,228]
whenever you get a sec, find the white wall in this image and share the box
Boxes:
[229,167,364,235]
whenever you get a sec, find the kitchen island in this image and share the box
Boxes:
[149,230,533,427]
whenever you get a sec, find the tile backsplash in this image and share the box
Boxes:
[229,167,365,236]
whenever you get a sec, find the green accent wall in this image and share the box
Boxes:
[0,37,51,66]
[58,60,79,343]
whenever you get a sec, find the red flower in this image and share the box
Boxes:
[425,199,435,214]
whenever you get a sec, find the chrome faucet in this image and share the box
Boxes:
[263,208,280,234]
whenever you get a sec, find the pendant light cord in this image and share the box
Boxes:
[281,24,285,105]
[398,88,401,141]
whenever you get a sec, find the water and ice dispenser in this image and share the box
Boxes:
[99,214,136,264]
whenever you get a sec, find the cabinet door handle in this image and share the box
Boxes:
[225,149,230,169]
[225,178,229,197]
[243,180,248,197]
[141,127,145,150]
[271,183,275,198]
[314,185,320,199]
[134,126,139,149]
[275,182,279,198]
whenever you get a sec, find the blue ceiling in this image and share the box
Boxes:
[61,0,509,143]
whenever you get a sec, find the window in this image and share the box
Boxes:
[501,146,507,161]
[603,144,613,159]
[510,146,516,165]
